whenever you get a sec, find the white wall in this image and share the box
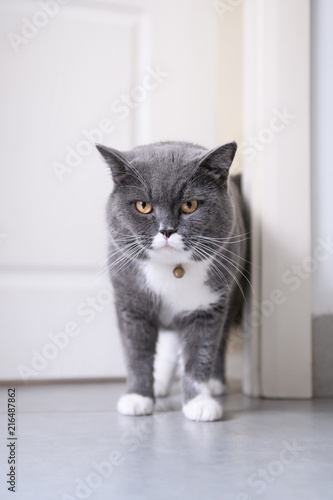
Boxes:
[311,0,333,317]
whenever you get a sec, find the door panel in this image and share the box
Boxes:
[0,0,242,382]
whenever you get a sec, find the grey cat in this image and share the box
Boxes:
[96,141,248,421]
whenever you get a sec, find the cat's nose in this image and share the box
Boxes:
[159,229,176,239]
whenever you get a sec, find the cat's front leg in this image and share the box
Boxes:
[154,330,180,397]
[116,306,158,416]
[178,309,224,422]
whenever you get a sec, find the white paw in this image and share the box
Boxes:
[183,395,223,422]
[117,393,154,416]
[154,379,170,398]
[208,378,225,396]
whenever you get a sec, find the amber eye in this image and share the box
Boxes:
[136,201,153,214]
[181,200,198,214]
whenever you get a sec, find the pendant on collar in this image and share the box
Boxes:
[173,264,185,279]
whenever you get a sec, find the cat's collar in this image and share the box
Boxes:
[173,264,185,279]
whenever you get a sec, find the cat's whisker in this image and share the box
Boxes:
[202,228,250,237]
[194,242,247,301]
[195,239,252,277]
[112,235,137,240]
[109,244,147,281]
[195,234,251,244]
[197,231,250,240]
[217,255,253,291]
[194,247,229,289]
[218,245,256,268]
[116,184,148,194]
[96,246,126,275]
[195,240,244,275]
[192,247,229,289]
[99,236,149,264]
[108,168,149,192]
[209,262,230,290]
[112,238,143,244]
[111,233,150,243]
[218,254,253,292]
[196,241,254,294]
[96,250,139,285]
[95,242,142,282]
[108,243,148,281]
[219,261,246,302]
[210,254,246,302]
[196,234,250,243]
[97,241,139,272]
[105,243,141,271]
[112,234,143,241]
[193,236,254,267]
[123,166,150,192]
[105,241,136,255]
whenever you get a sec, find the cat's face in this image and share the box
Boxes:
[97,141,237,264]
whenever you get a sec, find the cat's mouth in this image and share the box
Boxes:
[151,232,184,252]
[148,231,193,265]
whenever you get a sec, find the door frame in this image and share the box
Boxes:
[241,0,312,398]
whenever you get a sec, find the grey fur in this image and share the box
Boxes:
[96,141,248,405]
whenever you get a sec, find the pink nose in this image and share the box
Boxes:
[159,229,175,239]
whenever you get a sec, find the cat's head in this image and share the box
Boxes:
[96,141,237,265]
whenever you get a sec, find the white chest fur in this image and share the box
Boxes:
[141,258,221,325]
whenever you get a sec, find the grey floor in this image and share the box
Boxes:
[0,381,332,500]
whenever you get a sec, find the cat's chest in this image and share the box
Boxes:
[141,259,221,325]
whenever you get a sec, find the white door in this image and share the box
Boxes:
[0,0,243,382]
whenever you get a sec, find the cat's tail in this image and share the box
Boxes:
[230,173,251,325]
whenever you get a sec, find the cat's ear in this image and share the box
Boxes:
[198,142,237,182]
[96,144,131,183]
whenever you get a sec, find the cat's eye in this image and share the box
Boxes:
[136,201,153,214]
[181,200,198,214]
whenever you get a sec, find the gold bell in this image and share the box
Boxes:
[173,264,185,279]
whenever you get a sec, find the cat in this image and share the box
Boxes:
[96,141,248,421]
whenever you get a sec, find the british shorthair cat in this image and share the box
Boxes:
[96,141,248,421]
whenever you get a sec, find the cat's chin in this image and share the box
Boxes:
[149,247,191,265]
[154,245,179,254]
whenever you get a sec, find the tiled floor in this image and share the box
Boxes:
[0,381,332,500]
